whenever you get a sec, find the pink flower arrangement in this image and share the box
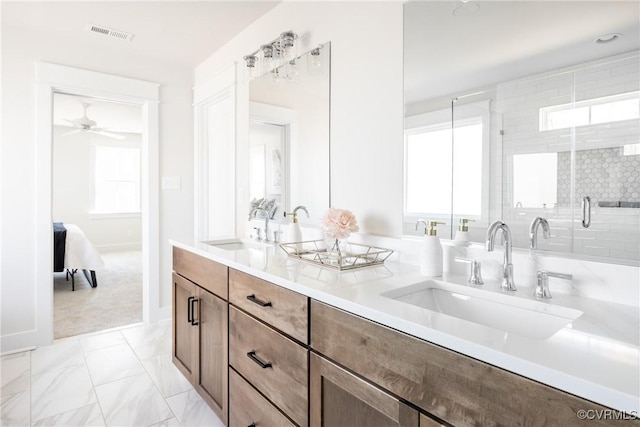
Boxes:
[322,208,359,240]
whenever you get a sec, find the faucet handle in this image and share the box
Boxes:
[253,227,263,241]
[272,230,283,243]
[535,271,573,299]
[455,257,484,286]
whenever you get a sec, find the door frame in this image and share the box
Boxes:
[35,62,160,346]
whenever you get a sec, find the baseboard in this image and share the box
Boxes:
[0,329,47,354]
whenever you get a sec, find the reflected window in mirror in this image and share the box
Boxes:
[403,1,639,263]
[512,153,557,209]
[404,99,490,237]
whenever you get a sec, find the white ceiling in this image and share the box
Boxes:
[404,1,640,105]
[3,1,280,69]
[5,1,280,131]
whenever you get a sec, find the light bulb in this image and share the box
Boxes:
[261,44,274,70]
[310,48,321,69]
[244,55,258,79]
[271,69,280,84]
[283,46,296,61]
[280,31,297,62]
[288,60,298,78]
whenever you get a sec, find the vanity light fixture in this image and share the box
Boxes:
[243,30,298,80]
[243,54,258,78]
[261,44,274,69]
[288,60,299,78]
[310,47,322,69]
[595,33,622,44]
[280,31,297,61]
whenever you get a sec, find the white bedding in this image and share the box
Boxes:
[63,224,105,270]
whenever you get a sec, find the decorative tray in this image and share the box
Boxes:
[279,240,394,271]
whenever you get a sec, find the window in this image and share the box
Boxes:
[405,118,484,218]
[540,90,639,131]
[512,153,558,208]
[93,145,140,214]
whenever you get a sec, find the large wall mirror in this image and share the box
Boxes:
[248,42,331,227]
[404,1,639,263]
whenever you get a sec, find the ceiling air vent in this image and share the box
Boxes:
[86,24,134,42]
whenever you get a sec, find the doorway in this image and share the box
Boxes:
[52,93,144,338]
[35,63,160,347]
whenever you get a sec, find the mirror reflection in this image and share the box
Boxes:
[249,43,330,228]
[404,1,640,262]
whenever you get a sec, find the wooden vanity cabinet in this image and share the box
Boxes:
[228,268,309,427]
[172,247,228,425]
[310,352,419,427]
[310,300,618,427]
[172,246,626,427]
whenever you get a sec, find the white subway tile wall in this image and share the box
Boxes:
[496,51,639,261]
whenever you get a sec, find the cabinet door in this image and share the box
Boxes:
[195,287,228,424]
[229,368,296,427]
[172,273,196,382]
[310,353,419,427]
[420,413,447,427]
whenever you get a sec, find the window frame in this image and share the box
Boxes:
[539,90,640,131]
[90,140,142,218]
[403,100,491,236]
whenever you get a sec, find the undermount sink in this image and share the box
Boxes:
[202,238,268,251]
[381,280,583,340]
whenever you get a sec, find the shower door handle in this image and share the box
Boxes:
[582,196,591,228]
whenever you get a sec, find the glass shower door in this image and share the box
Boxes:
[571,54,640,261]
[499,71,575,254]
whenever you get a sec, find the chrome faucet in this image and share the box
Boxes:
[535,271,573,299]
[486,220,516,291]
[250,207,270,242]
[529,217,550,255]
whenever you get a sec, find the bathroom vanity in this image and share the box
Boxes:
[171,240,639,426]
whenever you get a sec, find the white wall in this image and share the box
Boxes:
[195,1,404,238]
[52,126,143,252]
[1,11,194,347]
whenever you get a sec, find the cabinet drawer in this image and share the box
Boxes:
[310,352,419,427]
[173,247,228,300]
[229,269,308,343]
[229,368,296,427]
[311,300,614,427]
[229,306,308,427]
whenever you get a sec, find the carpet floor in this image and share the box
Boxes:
[53,251,143,339]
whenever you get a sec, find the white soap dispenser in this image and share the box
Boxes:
[416,220,445,277]
[454,218,474,243]
[285,211,303,248]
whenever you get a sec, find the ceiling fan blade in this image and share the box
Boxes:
[88,129,125,140]
[60,129,82,137]
[63,119,78,126]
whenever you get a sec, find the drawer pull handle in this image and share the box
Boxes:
[190,297,199,326]
[247,350,272,369]
[246,294,272,307]
[187,296,194,323]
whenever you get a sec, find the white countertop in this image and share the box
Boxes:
[171,239,640,414]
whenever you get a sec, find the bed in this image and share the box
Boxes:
[53,223,105,291]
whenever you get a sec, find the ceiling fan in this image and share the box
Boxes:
[61,102,125,140]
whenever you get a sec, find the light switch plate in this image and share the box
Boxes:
[162,176,181,191]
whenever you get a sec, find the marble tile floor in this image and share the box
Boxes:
[1,321,224,426]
